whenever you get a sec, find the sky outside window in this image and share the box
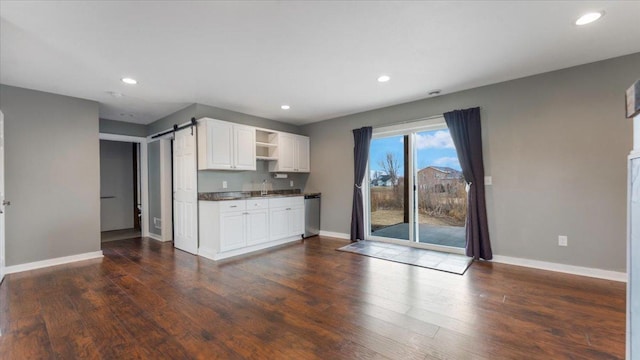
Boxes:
[369,129,461,174]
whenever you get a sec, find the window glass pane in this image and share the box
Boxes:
[415,129,466,248]
[369,135,408,241]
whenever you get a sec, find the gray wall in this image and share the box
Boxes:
[195,104,302,134]
[148,141,161,236]
[302,52,640,272]
[147,104,197,136]
[99,118,147,137]
[0,85,100,266]
[100,140,134,232]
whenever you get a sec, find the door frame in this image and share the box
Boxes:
[99,133,149,238]
[159,138,173,242]
[147,135,176,243]
[0,110,4,284]
[364,117,465,255]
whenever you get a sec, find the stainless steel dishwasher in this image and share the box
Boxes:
[304,193,321,238]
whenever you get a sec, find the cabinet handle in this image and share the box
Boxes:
[286,208,291,210]
[243,212,249,215]
[230,205,238,208]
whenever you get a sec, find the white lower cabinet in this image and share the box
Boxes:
[268,207,289,241]
[219,211,246,252]
[246,208,269,246]
[268,196,305,241]
[199,196,304,260]
[289,206,305,236]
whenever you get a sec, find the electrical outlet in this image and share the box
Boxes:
[558,235,568,247]
[290,180,294,187]
[484,176,492,185]
[222,181,227,189]
[154,217,162,229]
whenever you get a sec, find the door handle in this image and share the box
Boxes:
[2,200,10,206]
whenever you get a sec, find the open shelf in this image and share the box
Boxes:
[256,129,279,161]
[256,141,278,148]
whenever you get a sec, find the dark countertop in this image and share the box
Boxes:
[199,189,307,201]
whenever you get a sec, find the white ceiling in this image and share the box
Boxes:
[1,1,639,126]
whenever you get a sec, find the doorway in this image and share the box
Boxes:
[100,134,149,242]
[100,140,141,242]
[149,127,194,252]
[366,117,467,253]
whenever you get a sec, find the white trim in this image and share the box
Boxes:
[368,235,466,254]
[140,142,149,238]
[319,230,350,240]
[4,251,104,274]
[160,139,173,242]
[366,117,465,256]
[198,236,301,261]
[0,110,4,285]
[99,133,149,238]
[373,115,446,137]
[197,247,218,260]
[627,153,638,359]
[147,232,169,242]
[491,255,627,282]
[320,231,625,282]
[99,133,146,143]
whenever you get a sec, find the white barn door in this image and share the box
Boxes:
[173,127,198,254]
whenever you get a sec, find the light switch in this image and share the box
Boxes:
[222,181,227,189]
[484,176,492,185]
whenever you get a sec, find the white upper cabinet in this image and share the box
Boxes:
[269,133,310,173]
[233,125,257,170]
[295,135,310,172]
[277,133,295,172]
[198,118,256,171]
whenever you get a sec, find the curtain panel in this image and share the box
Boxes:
[444,107,493,260]
[350,127,373,242]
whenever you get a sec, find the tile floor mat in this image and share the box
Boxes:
[337,240,473,275]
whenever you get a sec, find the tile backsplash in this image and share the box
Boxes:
[198,160,309,192]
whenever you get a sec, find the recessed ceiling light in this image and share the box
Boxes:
[377,75,391,83]
[121,77,137,85]
[281,105,290,110]
[576,12,603,25]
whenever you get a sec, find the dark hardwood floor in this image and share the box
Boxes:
[0,236,626,359]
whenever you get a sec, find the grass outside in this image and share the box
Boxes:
[371,209,462,230]
[370,186,466,231]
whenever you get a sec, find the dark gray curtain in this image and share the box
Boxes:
[350,127,373,242]
[444,107,493,260]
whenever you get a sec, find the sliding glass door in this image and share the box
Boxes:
[367,118,467,252]
[368,134,409,241]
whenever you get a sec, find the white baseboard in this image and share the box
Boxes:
[316,231,625,282]
[147,233,169,242]
[319,230,350,240]
[4,251,104,275]
[492,255,627,282]
[199,236,302,261]
[197,247,217,261]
